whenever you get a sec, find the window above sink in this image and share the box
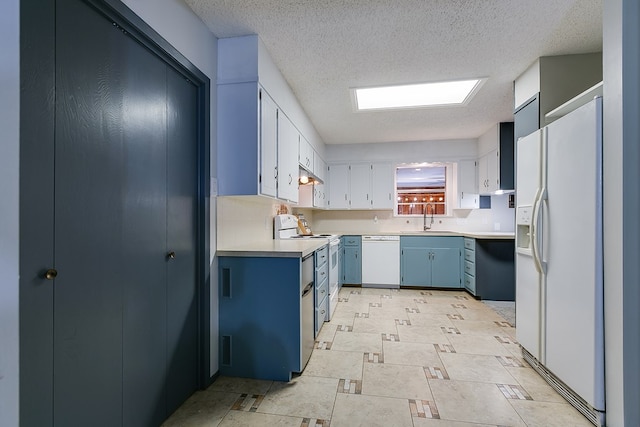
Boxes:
[395,162,453,216]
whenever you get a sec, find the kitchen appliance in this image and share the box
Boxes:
[300,254,314,369]
[515,97,604,426]
[361,235,400,288]
[274,214,341,320]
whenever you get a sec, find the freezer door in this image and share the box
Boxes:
[516,130,543,209]
[544,97,604,410]
[515,130,544,360]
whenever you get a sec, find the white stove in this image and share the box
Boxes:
[274,214,338,241]
[274,214,341,320]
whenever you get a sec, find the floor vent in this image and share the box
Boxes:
[521,348,604,427]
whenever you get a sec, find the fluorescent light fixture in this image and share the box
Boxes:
[354,79,484,111]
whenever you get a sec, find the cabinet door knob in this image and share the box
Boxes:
[168,251,176,259]
[44,268,57,280]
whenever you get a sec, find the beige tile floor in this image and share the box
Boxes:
[163,288,593,427]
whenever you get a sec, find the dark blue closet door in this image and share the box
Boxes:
[120,29,169,427]
[165,67,199,415]
[54,0,126,424]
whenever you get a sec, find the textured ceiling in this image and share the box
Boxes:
[185,0,602,144]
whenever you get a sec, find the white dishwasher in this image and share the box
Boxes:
[361,235,400,288]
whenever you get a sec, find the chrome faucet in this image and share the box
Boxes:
[423,203,434,231]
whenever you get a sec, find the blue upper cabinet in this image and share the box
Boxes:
[400,236,463,288]
[342,236,362,285]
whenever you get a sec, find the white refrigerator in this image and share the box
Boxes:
[515,97,604,425]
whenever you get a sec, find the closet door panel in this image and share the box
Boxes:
[54,0,125,424]
[19,0,56,424]
[120,36,169,427]
[166,67,199,413]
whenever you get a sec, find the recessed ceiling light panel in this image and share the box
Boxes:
[353,78,486,111]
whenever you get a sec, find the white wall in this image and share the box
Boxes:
[0,0,20,425]
[603,0,640,425]
[310,194,513,235]
[119,0,220,376]
[217,196,288,248]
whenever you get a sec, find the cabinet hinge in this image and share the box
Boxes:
[259,174,262,183]
[259,89,262,100]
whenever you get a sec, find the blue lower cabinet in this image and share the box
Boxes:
[315,276,328,336]
[430,248,462,288]
[400,247,432,286]
[400,236,463,288]
[218,256,301,381]
[315,294,328,335]
[342,236,362,284]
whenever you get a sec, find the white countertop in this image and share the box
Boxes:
[217,231,514,258]
[395,231,515,239]
[328,231,515,239]
[217,238,330,258]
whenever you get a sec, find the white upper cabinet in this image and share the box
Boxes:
[277,112,299,203]
[350,164,371,209]
[327,162,393,210]
[327,164,350,209]
[477,122,514,194]
[259,90,278,197]
[314,153,327,183]
[217,35,319,203]
[478,150,499,194]
[457,160,479,209]
[313,182,326,208]
[371,163,393,209]
[299,136,313,173]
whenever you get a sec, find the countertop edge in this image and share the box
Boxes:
[217,231,514,258]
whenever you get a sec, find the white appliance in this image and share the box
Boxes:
[274,214,341,320]
[361,235,400,288]
[515,97,604,426]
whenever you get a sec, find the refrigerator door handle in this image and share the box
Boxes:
[531,187,547,274]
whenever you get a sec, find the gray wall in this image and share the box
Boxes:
[603,0,640,426]
[0,0,20,426]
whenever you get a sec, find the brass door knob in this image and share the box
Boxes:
[168,251,176,259]
[44,269,58,280]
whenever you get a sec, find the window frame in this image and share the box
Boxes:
[393,162,455,217]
